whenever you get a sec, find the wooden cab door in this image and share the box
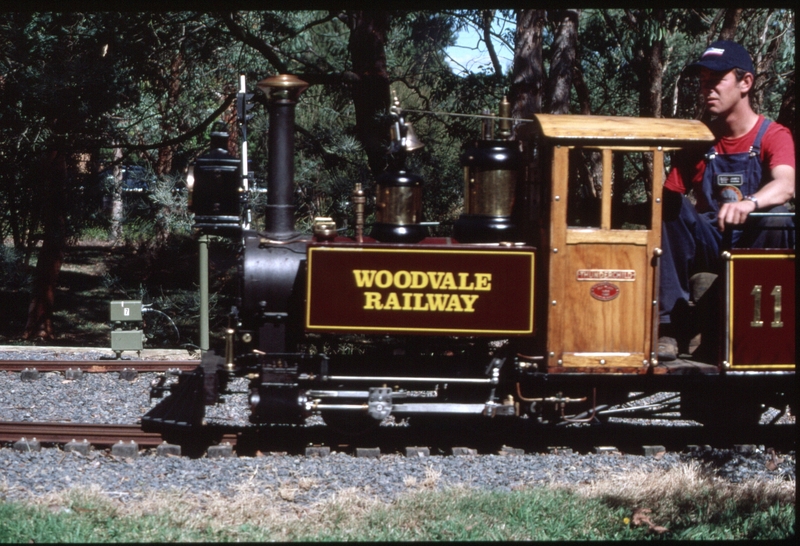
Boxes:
[546,145,663,371]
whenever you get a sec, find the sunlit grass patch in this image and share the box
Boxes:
[0,463,794,542]
[555,461,795,540]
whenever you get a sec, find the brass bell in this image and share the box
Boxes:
[390,122,424,152]
[402,123,424,151]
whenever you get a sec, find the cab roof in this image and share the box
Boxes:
[532,114,715,145]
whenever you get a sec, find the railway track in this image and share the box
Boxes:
[1,418,794,457]
[0,360,199,373]
[0,353,793,457]
[0,421,237,449]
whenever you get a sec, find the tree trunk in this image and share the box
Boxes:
[572,64,592,115]
[718,8,742,41]
[481,10,503,77]
[546,10,580,115]
[346,10,392,179]
[509,9,546,123]
[155,54,184,176]
[23,150,68,340]
[643,36,664,119]
[109,146,123,243]
[776,70,794,138]
[749,9,785,116]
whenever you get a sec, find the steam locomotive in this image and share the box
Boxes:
[142,74,795,438]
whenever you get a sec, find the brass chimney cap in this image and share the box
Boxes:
[257,74,309,100]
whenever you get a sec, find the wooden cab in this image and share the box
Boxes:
[529,114,714,373]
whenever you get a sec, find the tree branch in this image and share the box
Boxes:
[218,11,288,74]
[121,93,235,151]
[481,10,504,77]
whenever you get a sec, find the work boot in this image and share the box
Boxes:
[657,336,679,362]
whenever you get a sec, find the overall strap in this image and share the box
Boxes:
[704,118,772,162]
[749,118,771,157]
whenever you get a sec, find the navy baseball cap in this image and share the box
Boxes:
[688,40,755,75]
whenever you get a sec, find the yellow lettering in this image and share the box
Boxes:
[363,292,383,310]
[426,271,445,289]
[375,270,393,289]
[411,271,428,289]
[357,269,491,313]
[383,292,401,310]
[439,272,457,290]
[474,273,492,291]
[364,291,480,313]
[460,294,479,312]
[353,270,377,288]
[426,293,450,311]
[393,270,411,289]
[356,269,492,292]
[445,294,463,311]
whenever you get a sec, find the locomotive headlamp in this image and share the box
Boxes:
[185,165,194,208]
[190,122,243,236]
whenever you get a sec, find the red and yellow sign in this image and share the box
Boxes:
[305,244,535,335]
[727,251,795,370]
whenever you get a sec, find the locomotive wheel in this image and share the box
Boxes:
[321,412,381,437]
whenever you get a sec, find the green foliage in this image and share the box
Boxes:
[149,174,194,239]
[0,9,793,338]
[3,9,793,249]
[0,245,31,291]
[576,9,794,120]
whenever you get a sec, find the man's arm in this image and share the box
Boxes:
[716,164,795,231]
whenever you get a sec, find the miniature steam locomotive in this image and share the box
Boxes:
[142,74,795,437]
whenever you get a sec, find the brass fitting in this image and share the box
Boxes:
[352,183,366,243]
[224,328,235,370]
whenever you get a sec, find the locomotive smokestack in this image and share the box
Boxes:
[257,74,309,238]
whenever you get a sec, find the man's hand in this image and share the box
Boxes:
[717,198,757,231]
[716,164,795,232]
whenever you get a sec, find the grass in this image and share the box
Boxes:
[0,462,794,542]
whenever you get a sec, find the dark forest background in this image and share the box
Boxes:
[0,9,794,344]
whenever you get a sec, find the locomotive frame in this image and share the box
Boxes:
[142,74,795,439]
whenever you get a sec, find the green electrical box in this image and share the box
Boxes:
[110,300,143,322]
[111,330,144,352]
[109,300,144,357]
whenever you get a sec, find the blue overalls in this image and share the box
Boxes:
[659,118,794,324]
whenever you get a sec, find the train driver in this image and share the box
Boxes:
[658,40,795,361]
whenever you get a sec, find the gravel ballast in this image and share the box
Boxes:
[0,446,794,506]
[0,347,795,506]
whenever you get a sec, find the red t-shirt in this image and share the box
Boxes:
[664,116,795,211]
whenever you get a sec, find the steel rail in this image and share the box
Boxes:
[0,421,237,448]
[0,360,199,373]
